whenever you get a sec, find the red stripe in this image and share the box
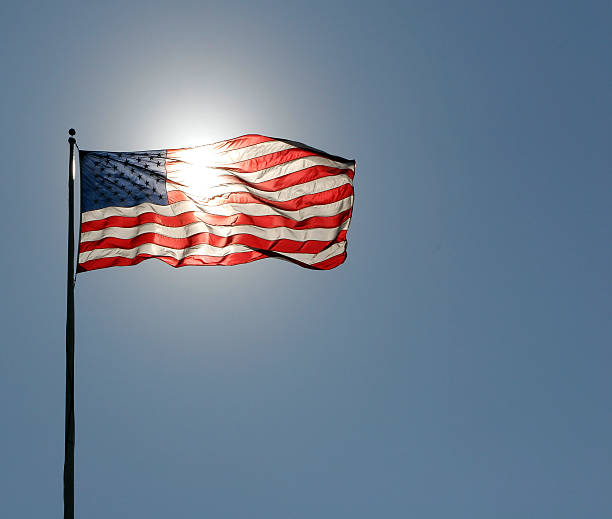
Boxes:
[209,134,275,152]
[167,135,275,157]
[77,250,268,272]
[216,164,355,192]
[77,246,347,273]
[311,252,347,270]
[77,246,346,273]
[81,208,352,233]
[166,183,353,210]
[224,148,319,173]
[80,230,348,255]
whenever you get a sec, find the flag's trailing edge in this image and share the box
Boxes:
[77,134,355,272]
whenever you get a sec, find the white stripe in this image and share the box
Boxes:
[239,156,354,184]
[81,195,353,223]
[223,157,355,184]
[282,240,346,264]
[195,139,296,163]
[187,195,354,220]
[228,155,355,178]
[166,141,296,176]
[167,155,354,189]
[78,240,346,265]
[81,219,350,243]
[79,242,252,263]
[173,138,355,167]
[166,174,351,203]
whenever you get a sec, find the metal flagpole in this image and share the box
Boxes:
[64,128,77,519]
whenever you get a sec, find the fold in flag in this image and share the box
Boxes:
[78,134,355,272]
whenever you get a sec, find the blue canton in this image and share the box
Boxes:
[80,149,168,212]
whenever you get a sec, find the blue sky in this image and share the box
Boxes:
[1,1,610,517]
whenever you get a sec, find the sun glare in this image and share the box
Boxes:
[167,146,225,200]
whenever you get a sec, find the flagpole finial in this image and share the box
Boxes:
[68,128,76,144]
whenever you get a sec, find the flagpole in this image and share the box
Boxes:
[64,128,77,519]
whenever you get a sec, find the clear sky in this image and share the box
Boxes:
[1,1,610,517]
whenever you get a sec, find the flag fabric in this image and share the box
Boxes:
[78,134,355,272]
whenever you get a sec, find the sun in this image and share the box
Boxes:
[166,145,226,201]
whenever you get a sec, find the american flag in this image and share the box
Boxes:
[78,134,355,272]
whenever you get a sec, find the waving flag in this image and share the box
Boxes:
[78,134,355,272]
